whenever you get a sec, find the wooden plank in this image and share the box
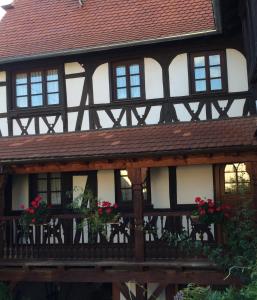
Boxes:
[0,268,239,285]
[9,151,257,174]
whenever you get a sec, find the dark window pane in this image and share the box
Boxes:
[31,72,42,83]
[130,75,140,86]
[195,80,206,92]
[121,177,132,189]
[210,79,222,90]
[209,55,220,66]
[32,95,43,106]
[16,73,27,84]
[194,68,206,80]
[131,87,140,98]
[194,56,205,67]
[116,66,126,76]
[116,77,126,88]
[31,83,42,95]
[16,85,27,96]
[129,64,139,74]
[210,66,221,78]
[121,189,132,202]
[16,96,28,108]
[37,179,47,191]
[117,88,127,99]
[51,192,61,205]
[48,93,59,105]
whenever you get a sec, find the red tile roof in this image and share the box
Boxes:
[0,117,256,163]
[0,0,216,63]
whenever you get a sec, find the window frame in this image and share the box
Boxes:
[111,59,145,102]
[189,51,228,95]
[12,65,64,110]
[114,169,151,210]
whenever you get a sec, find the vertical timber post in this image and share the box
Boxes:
[128,168,145,262]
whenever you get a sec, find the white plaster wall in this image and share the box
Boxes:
[226,49,248,92]
[150,167,170,209]
[81,110,90,131]
[0,71,6,82]
[148,283,166,300]
[13,118,35,136]
[97,170,115,204]
[67,112,78,132]
[0,118,8,136]
[177,165,214,205]
[12,175,29,210]
[93,63,110,104]
[169,53,189,97]
[0,86,7,113]
[144,58,164,99]
[39,116,63,134]
[66,77,85,107]
[64,62,84,75]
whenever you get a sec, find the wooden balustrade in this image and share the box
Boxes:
[0,211,216,262]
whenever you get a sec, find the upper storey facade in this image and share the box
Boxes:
[0,0,255,137]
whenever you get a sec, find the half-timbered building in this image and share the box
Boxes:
[0,0,256,299]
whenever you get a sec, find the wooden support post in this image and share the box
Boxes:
[128,168,146,262]
[0,174,7,258]
[251,162,257,209]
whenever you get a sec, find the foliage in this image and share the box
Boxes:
[192,197,231,225]
[20,195,50,227]
[0,282,11,300]
[69,188,119,234]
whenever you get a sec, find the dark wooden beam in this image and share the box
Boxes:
[0,268,238,285]
[9,151,257,174]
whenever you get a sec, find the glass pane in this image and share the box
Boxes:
[47,81,59,93]
[194,56,205,67]
[38,173,47,179]
[121,177,132,189]
[31,83,42,95]
[51,173,61,178]
[121,189,132,202]
[225,183,237,193]
[47,69,58,81]
[195,80,206,92]
[16,96,28,108]
[194,68,206,79]
[120,170,128,176]
[48,93,59,105]
[116,66,126,76]
[210,78,222,90]
[130,75,140,86]
[31,72,42,83]
[131,87,140,98]
[237,163,247,172]
[37,179,47,191]
[116,77,126,88]
[210,66,221,78]
[51,178,61,191]
[51,192,61,205]
[225,172,236,183]
[117,88,127,99]
[209,55,220,66]
[225,164,234,172]
[16,73,27,84]
[129,64,139,74]
[16,85,27,96]
[32,95,43,107]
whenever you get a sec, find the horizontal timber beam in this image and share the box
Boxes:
[9,151,257,174]
[0,268,238,285]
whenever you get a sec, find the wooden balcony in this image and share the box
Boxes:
[0,211,216,262]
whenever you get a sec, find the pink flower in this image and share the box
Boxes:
[34,195,42,203]
[98,208,103,215]
[102,201,111,207]
[31,201,38,208]
[20,204,25,210]
[113,203,118,209]
[29,208,35,214]
[200,209,206,216]
[208,208,215,214]
[32,218,36,223]
[195,197,201,203]
[106,208,112,214]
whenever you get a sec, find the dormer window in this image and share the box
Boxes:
[190,51,227,94]
[14,68,62,108]
[112,60,144,101]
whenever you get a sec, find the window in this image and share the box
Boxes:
[36,173,62,206]
[190,52,226,94]
[112,61,144,100]
[14,68,61,108]
[115,170,151,207]
[224,163,251,194]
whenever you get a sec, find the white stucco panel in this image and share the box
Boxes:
[226,49,248,92]
[174,104,191,121]
[177,165,214,205]
[0,71,6,82]
[66,77,85,107]
[64,62,85,75]
[68,112,78,132]
[145,105,162,125]
[12,175,29,210]
[227,98,246,117]
[0,86,7,113]
[93,63,110,104]
[144,58,164,99]
[0,118,8,136]
[169,53,189,97]
[81,110,90,131]
[13,118,35,136]
[97,170,115,205]
[150,167,170,209]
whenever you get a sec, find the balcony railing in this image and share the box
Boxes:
[0,211,216,262]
